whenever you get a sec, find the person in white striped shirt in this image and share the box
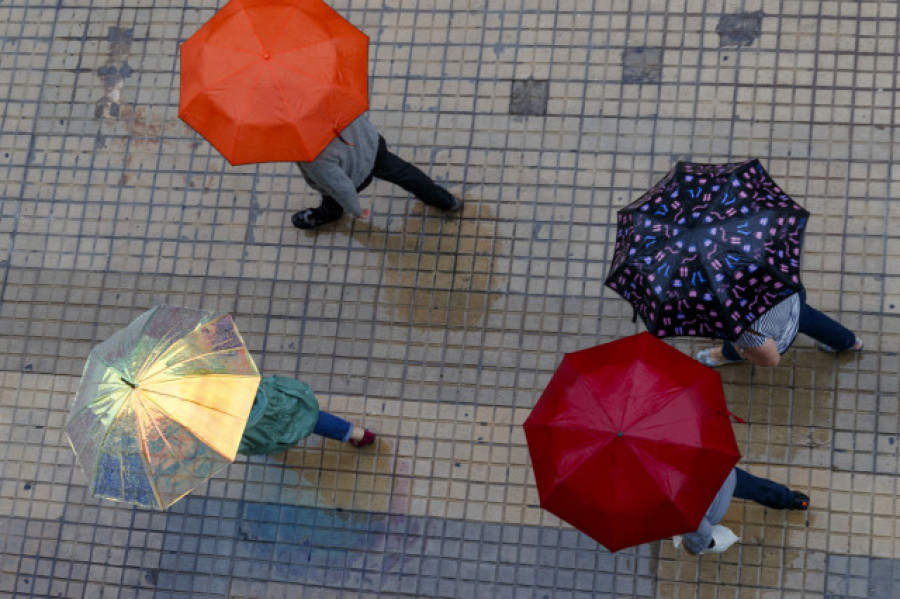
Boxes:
[696,290,862,367]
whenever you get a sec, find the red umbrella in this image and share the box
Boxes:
[179,0,369,165]
[523,332,741,552]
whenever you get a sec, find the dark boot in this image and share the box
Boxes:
[430,189,464,211]
[790,491,809,510]
[291,195,344,229]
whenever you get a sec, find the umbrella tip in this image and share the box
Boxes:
[120,377,137,389]
[617,431,624,437]
[335,125,355,147]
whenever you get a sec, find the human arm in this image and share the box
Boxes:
[736,337,780,367]
[681,519,714,555]
[300,161,364,218]
[732,295,797,367]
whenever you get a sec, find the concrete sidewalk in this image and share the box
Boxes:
[1,1,898,597]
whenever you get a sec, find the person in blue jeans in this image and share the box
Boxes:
[238,376,375,457]
[681,467,809,555]
[696,288,863,368]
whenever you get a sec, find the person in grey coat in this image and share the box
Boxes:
[681,467,809,555]
[292,114,462,229]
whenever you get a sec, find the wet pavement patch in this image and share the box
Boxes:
[716,12,764,48]
[868,558,900,599]
[357,204,503,329]
[106,26,133,53]
[95,27,134,119]
[97,63,132,87]
[150,499,655,596]
[622,47,664,84]
[510,79,549,116]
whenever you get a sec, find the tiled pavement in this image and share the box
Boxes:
[1,0,899,597]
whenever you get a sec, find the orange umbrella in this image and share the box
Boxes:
[179,0,369,165]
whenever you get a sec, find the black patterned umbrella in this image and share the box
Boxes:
[604,160,809,341]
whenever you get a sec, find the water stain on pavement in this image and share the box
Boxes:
[716,11,764,48]
[95,27,133,119]
[622,46,664,84]
[94,27,167,154]
[236,500,423,582]
[350,202,504,328]
[120,105,163,143]
[510,78,549,116]
[274,436,409,515]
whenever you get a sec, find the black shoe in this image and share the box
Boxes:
[443,193,462,212]
[428,189,463,212]
[443,194,463,212]
[291,208,342,229]
[790,491,809,510]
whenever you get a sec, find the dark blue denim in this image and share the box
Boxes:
[313,411,352,442]
[733,467,794,509]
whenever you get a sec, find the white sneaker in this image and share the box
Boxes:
[816,337,863,353]
[706,525,740,553]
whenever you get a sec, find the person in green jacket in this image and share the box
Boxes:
[238,376,375,456]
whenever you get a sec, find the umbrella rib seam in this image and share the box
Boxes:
[67,352,131,422]
[138,388,248,459]
[229,66,268,163]
[137,313,231,380]
[140,346,254,383]
[182,56,261,112]
[131,395,167,509]
[134,307,176,381]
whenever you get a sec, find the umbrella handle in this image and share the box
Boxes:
[335,132,355,146]
[335,122,355,147]
[631,306,638,324]
[726,409,746,424]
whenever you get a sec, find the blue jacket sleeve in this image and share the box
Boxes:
[681,518,713,555]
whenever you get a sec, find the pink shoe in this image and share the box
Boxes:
[349,429,375,448]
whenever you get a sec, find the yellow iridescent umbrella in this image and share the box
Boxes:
[66,305,260,510]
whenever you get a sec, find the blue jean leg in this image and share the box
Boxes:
[733,467,794,509]
[313,411,353,442]
[797,290,856,351]
[721,340,743,361]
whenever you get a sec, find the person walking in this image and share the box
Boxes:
[238,375,375,457]
[695,289,863,368]
[681,467,809,555]
[291,114,462,229]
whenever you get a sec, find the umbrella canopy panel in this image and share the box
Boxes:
[179,0,369,165]
[524,333,741,552]
[66,306,260,510]
[605,159,809,340]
